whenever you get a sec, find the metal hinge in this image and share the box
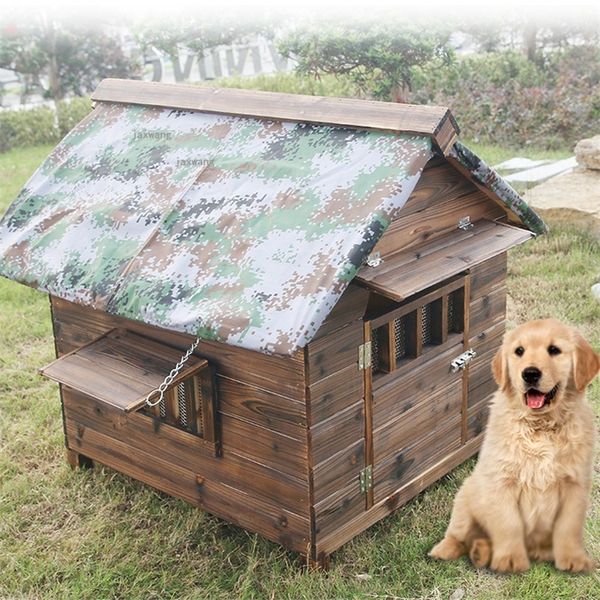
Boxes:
[450,348,477,373]
[458,216,473,230]
[358,341,372,370]
[359,465,373,493]
[366,251,383,268]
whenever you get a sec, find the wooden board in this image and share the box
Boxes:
[217,375,307,440]
[373,412,462,503]
[311,284,369,341]
[469,283,506,338]
[50,297,306,401]
[470,253,507,300]
[312,440,365,504]
[64,418,310,552]
[357,220,530,302]
[372,173,505,258]
[63,389,310,517]
[306,320,363,385]
[398,158,481,217]
[373,379,463,464]
[310,401,364,466]
[315,435,483,555]
[308,364,363,425]
[92,79,459,153]
[41,328,207,412]
[372,346,463,431]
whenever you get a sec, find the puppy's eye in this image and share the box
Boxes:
[548,345,561,356]
[515,346,525,357]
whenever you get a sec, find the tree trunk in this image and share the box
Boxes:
[44,15,63,101]
[523,22,538,62]
[391,82,410,103]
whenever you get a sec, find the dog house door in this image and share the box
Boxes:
[363,276,467,506]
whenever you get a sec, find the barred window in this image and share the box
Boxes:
[369,278,465,378]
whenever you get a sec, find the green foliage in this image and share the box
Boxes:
[278,24,453,102]
[202,72,359,98]
[412,46,600,149]
[0,17,140,101]
[135,17,273,59]
[0,106,58,152]
[56,97,92,137]
[0,97,92,153]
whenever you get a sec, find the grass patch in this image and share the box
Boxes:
[0,146,598,599]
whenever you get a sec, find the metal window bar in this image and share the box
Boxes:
[394,315,407,360]
[447,292,456,333]
[371,327,381,373]
[177,382,188,429]
[194,376,204,437]
[421,303,433,346]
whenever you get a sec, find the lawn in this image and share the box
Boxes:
[0,144,599,600]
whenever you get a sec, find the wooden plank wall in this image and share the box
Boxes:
[304,285,370,560]
[372,158,506,260]
[465,253,507,441]
[51,297,311,554]
[311,254,508,558]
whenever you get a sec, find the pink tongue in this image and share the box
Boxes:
[527,390,546,409]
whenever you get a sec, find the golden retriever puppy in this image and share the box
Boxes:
[430,319,600,573]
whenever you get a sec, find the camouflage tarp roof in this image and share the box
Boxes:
[0,102,433,354]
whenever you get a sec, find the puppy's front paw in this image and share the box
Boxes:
[491,550,530,573]
[555,552,597,573]
[469,538,491,568]
[429,536,465,561]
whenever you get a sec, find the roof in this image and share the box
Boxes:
[0,80,543,355]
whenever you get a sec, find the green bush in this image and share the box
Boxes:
[202,72,360,98]
[411,47,600,150]
[0,106,59,153]
[56,96,93,137]
[0,97,93,154]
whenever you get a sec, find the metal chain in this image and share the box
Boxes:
[145,337,201,408]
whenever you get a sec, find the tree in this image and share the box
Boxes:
[0,15,140,103]
[135,16,274,81]
[277,23,453,103]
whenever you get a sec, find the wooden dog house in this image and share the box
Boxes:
[0,79,545,567]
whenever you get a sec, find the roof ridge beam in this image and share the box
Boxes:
[91,78,459,154]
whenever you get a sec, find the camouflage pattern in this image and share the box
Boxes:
[0,102,433,354]
[449,142,548,235]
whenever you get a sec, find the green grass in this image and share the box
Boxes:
[0,145,599,599]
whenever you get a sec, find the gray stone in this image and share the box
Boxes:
[575,135,600,170]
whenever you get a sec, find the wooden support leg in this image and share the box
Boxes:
[306,552,331,571]
[66,448,93,470]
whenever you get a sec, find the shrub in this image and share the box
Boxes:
[0,96,92,153]
[202,72,360,98]
[0,106,59,153]
[56,96,93,137]
[412,47,600,150]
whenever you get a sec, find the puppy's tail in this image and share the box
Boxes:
[469,538,492,569]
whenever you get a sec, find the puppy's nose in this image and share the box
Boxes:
[522,367,542,385]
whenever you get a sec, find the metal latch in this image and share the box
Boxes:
[359,465,373,493]
[458,216,473,230]
[366,251,383,268]
[358,341,372,370]
[450,348,477,373]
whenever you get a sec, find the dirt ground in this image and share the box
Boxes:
[524,167,600,221]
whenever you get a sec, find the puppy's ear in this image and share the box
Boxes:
[492,346,509,392]
[573,331,600,392]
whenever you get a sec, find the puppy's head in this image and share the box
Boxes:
[492,319,600,414]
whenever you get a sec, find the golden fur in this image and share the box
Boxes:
[430,319,600,573]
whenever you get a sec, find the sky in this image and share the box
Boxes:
[2,0,600,27]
